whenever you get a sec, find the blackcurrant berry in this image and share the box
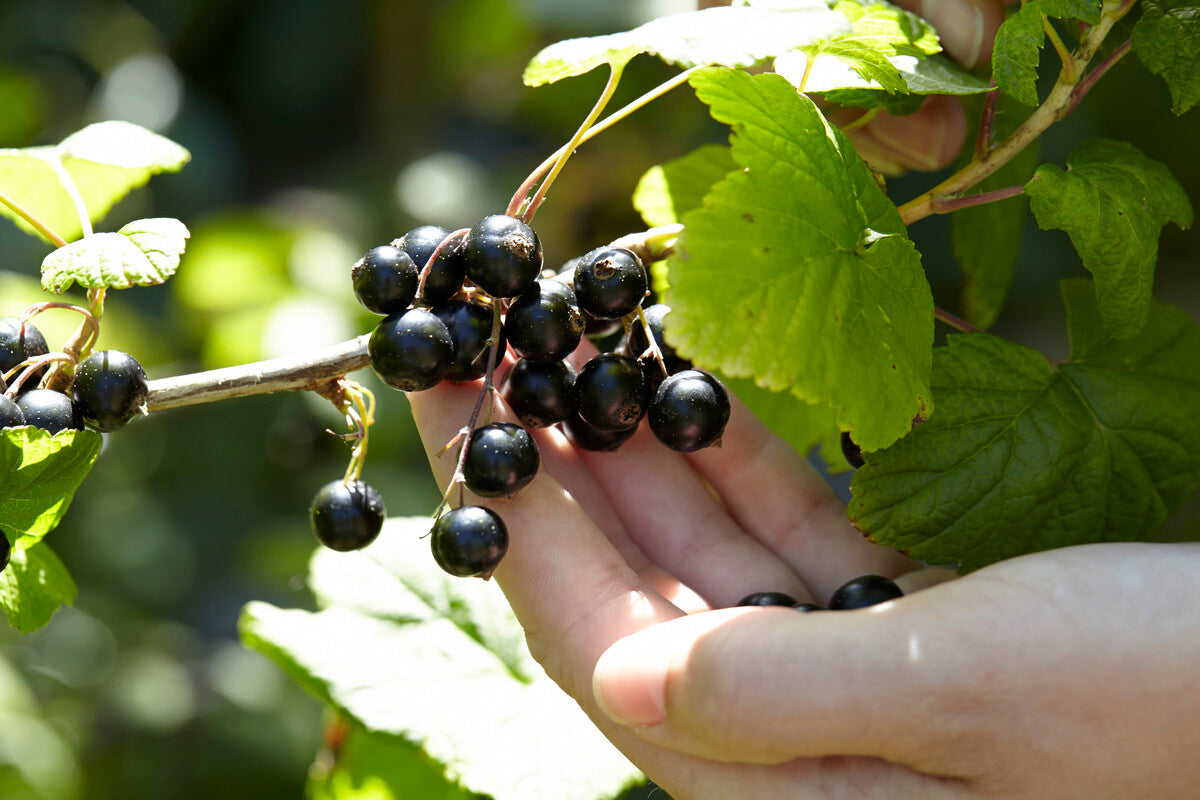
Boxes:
[16,389,84,434]
[794,603,825,613]
[841,431,865,469]
[575,353,649,431]
[828,575,904,610]
[71,350,148,432]
[396,225,468,305]
[0,395,25,428]
[368,308,454,392]
[560,412,638,452]
[648,369,731,452]
[464,214,542,298]
[309,480,386,552]
[0,534,9,574]
[0,317,49,385]
[431,299,506,383]
[431,505,508,578]
[737,591,798,607]
[351,244,419,314]
[501,359,576,428]
[505,279,585,363]
[572,246,647,320]
[626,304,690,374]
[463,422,539,498]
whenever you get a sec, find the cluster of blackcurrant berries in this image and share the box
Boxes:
[736,574,904,611]
[1,315,150,574]
[331,212,732,579]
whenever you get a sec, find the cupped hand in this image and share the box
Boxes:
[409,353,1200,799]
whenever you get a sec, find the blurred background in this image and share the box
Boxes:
[0,1,1196,798]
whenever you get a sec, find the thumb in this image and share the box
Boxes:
[592,594,976,767]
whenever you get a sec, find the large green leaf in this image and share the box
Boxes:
[0,121,190,244]
[632,144,736,229]
[241,517,643,800]
[667,67,933,451]
[522,1,850,85]
[41,217,191,293]
[0,542,77,633]
[849,281,1200,571]
[307,725,477,800]
[1,427,102,550]
[776,51,990,95]
[1024,139,1193,338]
[991,0,1103,105]
[1132,0,1200,115]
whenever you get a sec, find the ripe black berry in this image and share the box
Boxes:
[0,535,9,574]
[309,480,386,552]
[351,245,419,314]
[575,353,648,431]
[463,422,539,498]
[560,412,637,452]
[626,304,690,374]
[828,575,903,609]
[368,308,454,392]
[841,431,865,468]
[16,389,84,434]
[648,369,731,452]
[573,246,647,320]
[431,299,506,383]
[0,395,25,428]
[505,279,584,363]
[501,359,576,428]
[0,317,49,385]
[464,214,542,298]
[794,603,825,612]
[396,225,468,305]
[71,350,148,432]
[737,591,798,607]
[430,505,508,578]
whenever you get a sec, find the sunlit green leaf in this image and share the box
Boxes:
[0,543,77,633]
[632,144,736,228]
[1,427,102,550]
[41,217,191,293]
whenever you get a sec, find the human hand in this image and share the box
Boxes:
[411,362,1200,799]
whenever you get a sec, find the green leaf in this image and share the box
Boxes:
[820,87,927,114]
[1039,0,1101,24]
[667,68,933,451]
[307,726,476,800]
[632,144,736,228]
[1024,139,1193,338]
[241,517,643,800]
[0,121,190,244]
[41,217,191,293]
[777,50,990,95]
[833,0,941,58]
[522,2,850,85]
[849,281,1200,571]
[0,543,77,633]
[992,3,1045,105]
[1132,0,1200,114]
[951,97,1038,329]
[1,427,102,550]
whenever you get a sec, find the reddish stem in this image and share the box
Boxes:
[934,307,982,334]
[931,184,1025,214]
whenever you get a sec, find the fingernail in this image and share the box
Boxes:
[593,638,668,727]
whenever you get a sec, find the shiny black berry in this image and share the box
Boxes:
[626,304,690,374]
[573,246,647,320]
[648,369,731,452]
[794,603,825,613]
[396,225,468,305]
[0,317,49,386]
[351,244,419,314]
[0,534,9,574]
[841,431,865,468]
[464,214,542,298]
[0,395,25,428]
[431,299,506,383]
[505,279,584,363]
[501,359,576,428]
[16,389,84,434]
[71,350,148,432]
[737,591,798,607]
[575,353,648,431]
[368,308,454,392]
[560,412,638,452]
[828,575,904,609]
[463,422,539,498]
[309,480,386,552]
[431,505,508,578]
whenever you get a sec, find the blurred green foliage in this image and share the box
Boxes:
[0,0,1197,797]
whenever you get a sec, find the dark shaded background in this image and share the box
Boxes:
[0,1,1196,797]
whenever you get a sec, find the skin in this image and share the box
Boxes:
[411,368,1200,800]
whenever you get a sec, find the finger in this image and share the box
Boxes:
[892,0,1006,69]
[685,396,915,603]
[841,95,968,175]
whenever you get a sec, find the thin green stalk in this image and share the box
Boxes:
[0,189,68,248]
